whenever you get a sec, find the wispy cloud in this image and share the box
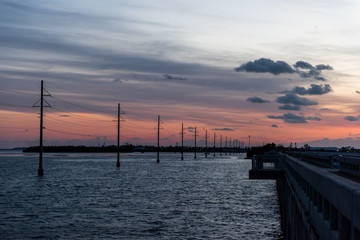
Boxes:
[306,116,321,121]
[345,116,359,121]
[164,74,187,81]
[279,104,301,111]
[212,128,235,131]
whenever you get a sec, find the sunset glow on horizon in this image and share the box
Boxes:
[1,0,360,148]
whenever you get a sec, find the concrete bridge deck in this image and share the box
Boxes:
[249,151,360,240]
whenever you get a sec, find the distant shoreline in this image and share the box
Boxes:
[22,145,245,153]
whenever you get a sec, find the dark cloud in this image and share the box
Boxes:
[60,115,71,117]
[314,76,326,81]
[356,91,360,94]
[268,113,307,123]
[297,69,321,79]
[293,61,314,69]
[289,84,332,95]
[164,74,187,81]
[292,61,332,81]
[271,124,278,128]
[345,116,359,121]
[276,93,317,106]
[306,116,321,121]
[316,64,333,71]
[234,58,294,75]
[235,58,332,81]
[246,97,270,103]
[212,128,235,131]
[187,127,195,130]
[279,104,301,111]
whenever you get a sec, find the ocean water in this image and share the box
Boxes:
[0,151,282,239]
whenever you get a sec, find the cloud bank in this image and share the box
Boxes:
[268,113,322,124]
[235,58,332,81]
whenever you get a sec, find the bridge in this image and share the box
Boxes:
[249,151,360,240]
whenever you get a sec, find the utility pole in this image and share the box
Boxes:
[220,134,222,156]
[229,137,232,155]
[205,130,208,158]
[117,103,120,167]
[249,135,251,148]
[181,123,184,160]
[194,127,197,159]
[213,132,216,157]
[225,136,228,155]
[38,81,45,176]
[233,139,236,153]
[116,103,125,167]
[157,115,160,163]
[33,80,51,176]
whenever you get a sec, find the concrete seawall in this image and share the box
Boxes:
[250,152,360,239]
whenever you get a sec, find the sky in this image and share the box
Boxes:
[1,0,360,148]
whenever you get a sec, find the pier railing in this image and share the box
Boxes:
[251,151,285,170]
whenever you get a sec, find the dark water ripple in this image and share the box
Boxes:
[0,152,282,239]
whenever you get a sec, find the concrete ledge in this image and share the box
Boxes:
[249,169,284,179]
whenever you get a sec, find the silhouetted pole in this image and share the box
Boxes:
[205,130,208,158]
[233,139,235,154]
[249,135,251,148]
[225,136,228,155]
[33,80,51,176]
[220,134,222,156]
[116,103,120,167]
[38,81,44,176]
[157,115,160,163]
[194,127,197,159]
[229,137,232,155]
[181,122,184,160]
[213,132,216,157]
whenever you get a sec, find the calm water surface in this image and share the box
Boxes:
[0,151,282,239]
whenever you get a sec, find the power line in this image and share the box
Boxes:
[0,129,36,134]
[47,106,114,122]
[44,115,98,129]
[0,102,32,108]
[46,128,111,138]
[0,88,38,96]
[50,95,110,115]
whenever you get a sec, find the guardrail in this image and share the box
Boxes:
[340,156,360,178]
[284,155,360,239]
[288,151,340,168]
